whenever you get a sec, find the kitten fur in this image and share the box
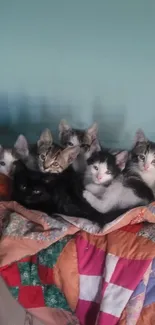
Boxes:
[83,149,154,213]
[126,129,155,195]
[12,159,134,228]
[59,120,101,172]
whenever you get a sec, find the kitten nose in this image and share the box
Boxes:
[144,164,149,170]
[97,175,102,180]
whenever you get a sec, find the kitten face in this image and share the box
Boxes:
[132,140,155,173]
[37,129,80,173]
[0,147,17,176]
[86,151,120,185]
[129,129,155,177]
[59,120,100,159]
[13,161,51,205]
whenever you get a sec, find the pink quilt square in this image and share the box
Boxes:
[76,299,100,325]
[110,257,151,290]
[76,235,106,276]
[97,311,119,325]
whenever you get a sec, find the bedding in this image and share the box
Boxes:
[0,201,155,324]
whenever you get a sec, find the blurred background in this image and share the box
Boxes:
[0,0,155,148]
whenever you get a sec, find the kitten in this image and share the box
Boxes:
[0,134,32,176]
[37,128,80,173]
[12,160,52,210]
[0,146,17,176]
[83,149,154,214]
[59,120,101,172]
[126,129,155,195]
[12,151,133,228]
[84,150,122,197]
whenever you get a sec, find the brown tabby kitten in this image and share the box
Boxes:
[37,128,80,173]
[59,120,101,172]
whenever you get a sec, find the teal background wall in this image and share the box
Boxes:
[0,0,155,147]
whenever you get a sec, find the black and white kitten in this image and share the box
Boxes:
[83,149,154,214]
[126,129,155,195]
[59,120,101,172]
[84,150,122,197]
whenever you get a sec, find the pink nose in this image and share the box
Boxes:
[97,176,102,180]
[144,165,149,171]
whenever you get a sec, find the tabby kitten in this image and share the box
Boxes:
[83,149,154,214]
[59,120,101,172]
[126,129,155,195]
[37,128,80,173]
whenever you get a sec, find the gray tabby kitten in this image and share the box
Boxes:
[37,128,80,173]
[59,120,101,172]
[126,129,155,195]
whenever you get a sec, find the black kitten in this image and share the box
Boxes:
[12,160,138,227]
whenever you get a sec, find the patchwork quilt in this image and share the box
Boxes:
[0,201,155,324]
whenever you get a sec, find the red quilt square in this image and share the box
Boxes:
[18,285,45,308]
[0,263,21,286]
[122,224,143,233]
[38,264,54,285]
[110,257,151,290]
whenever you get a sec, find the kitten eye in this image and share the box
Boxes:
[33,189,41,195]
[40,154,46,160]
[106,170,111,174]
[20,184,26,191]
[67,142,73,146]
[152,159,155,164]
[53,162,59,167]
[93,165,98,171]
[0,161,5,166]
[139,154,145,161]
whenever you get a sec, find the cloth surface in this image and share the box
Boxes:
[0,201,155,324]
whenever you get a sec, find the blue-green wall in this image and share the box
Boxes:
[0,0,155,147]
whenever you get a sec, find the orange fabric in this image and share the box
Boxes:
[54,238,79,311]
[107,228,155,259]
[136,304,155,325]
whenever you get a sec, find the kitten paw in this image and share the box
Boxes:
[83,190,94,203]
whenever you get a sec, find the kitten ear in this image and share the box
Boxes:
[59,120,71,136]
[62,146,80,166]
[115,150,128,171]
[133,129,147,145]
[14,135,29,158]
[87,122,98,141]
[90,138,101,153]
[38,129,53,147]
